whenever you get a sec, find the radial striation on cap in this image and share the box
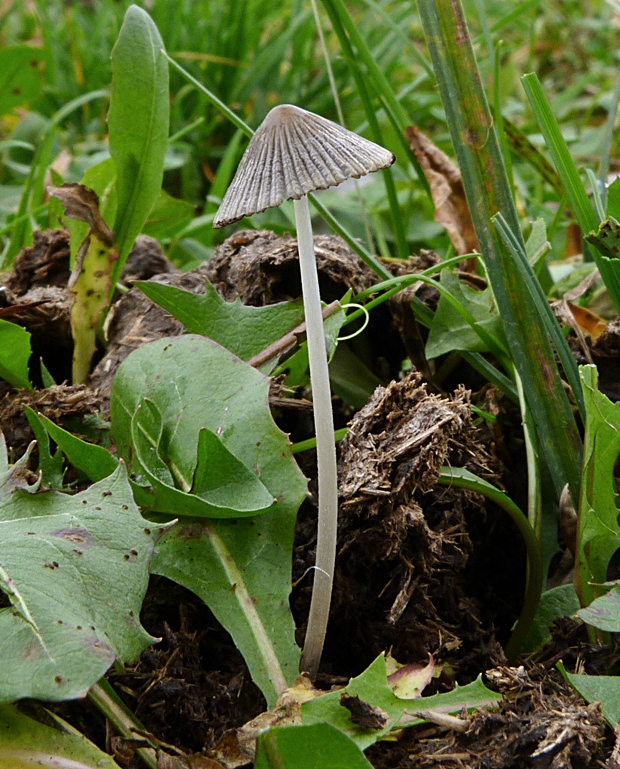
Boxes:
[213,104,395,228]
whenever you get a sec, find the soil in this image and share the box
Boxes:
[1,228,618,768]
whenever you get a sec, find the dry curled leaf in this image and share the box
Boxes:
[405,125,479,261]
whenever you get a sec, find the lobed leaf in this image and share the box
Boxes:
[575,366,620,607]
[137,278,305,365]
[110,335,307,707]
[0,461,161,703]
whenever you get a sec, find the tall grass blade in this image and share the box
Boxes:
[599,69,620,208]
[320,0,431,198]
[320,4,408,258]
[416,0,582,503]
[492,212,585,418]
[522,73,620,313]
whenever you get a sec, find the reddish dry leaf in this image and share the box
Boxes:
[405,125,479,263]
[567,302,607,342]
[387,654,435,700]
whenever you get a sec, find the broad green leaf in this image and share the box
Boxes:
[302,654,501,750]
[108,5,169,273]
[143,189,194,240]
[68,157,118,267]
[0,320,31,389]
[606,178,620,220]
[577,585,620,632]
[522,584,581,653]
[255,724,373,769]
[110,335,307,707]
[560,664,620,727]
[525,218,549,261]
[137,278,305,364]
[0,703,117,769]
[575,366,620,606]
[131,398,274,517]
[0,463,161,702]
[0,46,46,116]
[328,344,382,410]
[426,270,505,359]
[37,414,119,483]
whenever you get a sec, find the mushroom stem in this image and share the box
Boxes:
[295,195,338,680]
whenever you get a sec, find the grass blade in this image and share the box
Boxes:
[319,3,408,258]
[417,0,582,503]
[522,74,599,234]
[492,212,585,417]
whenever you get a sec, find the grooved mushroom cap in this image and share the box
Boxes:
[213,104,396,228]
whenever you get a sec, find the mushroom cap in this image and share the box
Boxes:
[213,104,395,228]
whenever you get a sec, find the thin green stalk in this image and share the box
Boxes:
[309,0,375,252]
[168,115,204,143]
[89,681,157,769]
[320,0,431,198]
[437,466,543,662]
[164,52,392,280]
[417,0,582,504]
[321,4,408,258]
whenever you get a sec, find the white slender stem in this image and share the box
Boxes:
[295,195,338,680]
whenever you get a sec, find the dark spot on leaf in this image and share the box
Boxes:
[158,527,166,534]
[73,550,83,556]
[27,532,35,535]
[144,528,151,535]
[82,500,88,504]
[53,562,59,568]
[44,562,54,569]
[90,625,95,631]
[50,528,93,547]
[130,549,138,556]
[94,507,101,511]
[12,88,21,95]
[231,520,238,526]
[57,620,63,625]
[30,59,39,67]
[124,554,130,560]
[55,676,62,684]
[129,610,134,617]
[102,492,112,497]
[76,626,82,630]
[122,505,129,510]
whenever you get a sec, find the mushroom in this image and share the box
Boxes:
[214,104,395,679]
